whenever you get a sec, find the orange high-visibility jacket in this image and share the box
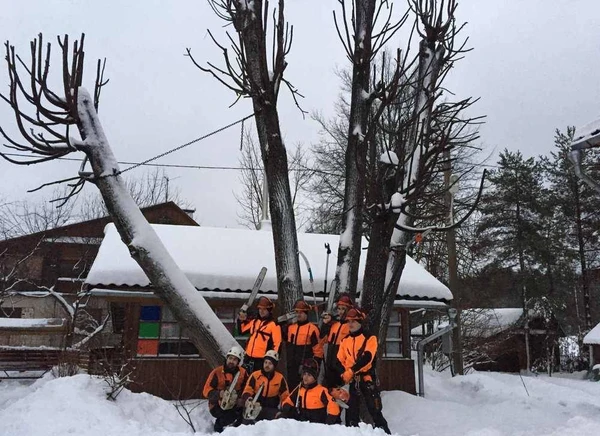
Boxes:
[242,369,289,409]
[321,320,350,367]
[202,365,248,409]
[282,383,340,423]
[239,317,282,359]
[337,329,378,380]
[286,321,324,360]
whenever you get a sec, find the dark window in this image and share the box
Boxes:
[0,307,22,318]
[110,303,126,334]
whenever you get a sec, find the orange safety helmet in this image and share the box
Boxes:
[345,308,365,322]
[256,296,274,310]
[336,294,354,308]
[330,387,350,403]
[293,300,311,312]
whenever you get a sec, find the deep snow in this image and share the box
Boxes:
[1,370,599,436]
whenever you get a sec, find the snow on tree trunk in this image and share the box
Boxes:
[362,39,445,341]
[76,89,237,367]
[334,1,376,299]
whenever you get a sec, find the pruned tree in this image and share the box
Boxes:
[192,0,304,311]
[332,0,409,297]
[356,0,484,343]
[0,34,236,366]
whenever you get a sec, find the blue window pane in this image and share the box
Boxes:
[140,305,161,321]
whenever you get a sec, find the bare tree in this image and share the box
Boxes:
[332,0,408,297]
[234,130,312,229]
[0,34,236,366]
[190,0,304,311]
[358,1,484,342]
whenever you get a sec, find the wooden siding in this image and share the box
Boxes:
[123,357,415,400]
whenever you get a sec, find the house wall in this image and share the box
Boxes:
[96,298,416,399]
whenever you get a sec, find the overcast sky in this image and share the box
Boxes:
[1,0,600,228]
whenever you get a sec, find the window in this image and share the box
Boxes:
[0,307,22,318]
[384,310,403,357]
[110,303,126,334]
[215,306,248,347]
[136,305,198,357]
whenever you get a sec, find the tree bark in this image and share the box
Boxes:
[237,0,303,311]
[76,89,236,367]
[334,0,376,299]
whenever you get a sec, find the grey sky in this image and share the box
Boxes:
[1,0,600,228]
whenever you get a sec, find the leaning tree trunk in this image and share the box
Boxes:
[77,89,236,367]
[334,0,376,299]
[236,0,303,312]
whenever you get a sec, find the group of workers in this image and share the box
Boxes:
[203,294,391,434]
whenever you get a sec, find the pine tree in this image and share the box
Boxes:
[476,150,547,370]
[542,127,600,337]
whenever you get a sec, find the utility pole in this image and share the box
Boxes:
[445,150,463,375]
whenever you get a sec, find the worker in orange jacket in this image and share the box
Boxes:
[336,308,391,434]
[240,350,289,423]
[281,358,340,424]
[202,346,248,433]
[237,296,282,373]
[284,299,324,389]
[320,293,354,387]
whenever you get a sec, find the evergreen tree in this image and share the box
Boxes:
[542,127,600,336]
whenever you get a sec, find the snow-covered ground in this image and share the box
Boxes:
[1,369,599,436]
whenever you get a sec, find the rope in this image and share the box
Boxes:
[102,113,255,178]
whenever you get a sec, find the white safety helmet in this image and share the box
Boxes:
[226,345,245,363]
[264,350,279,363]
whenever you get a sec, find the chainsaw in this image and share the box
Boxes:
[243,382,264,420]
[219,371,240,411]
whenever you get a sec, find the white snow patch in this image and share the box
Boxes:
[87,224,452,302]
[0,318,66,329]
[2,369,600,436]
[379,151,399,165]
[583,321,600,344]
[390,192,406,211]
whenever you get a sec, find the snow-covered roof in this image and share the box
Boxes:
[0,318,66,331]
[583,322,600,345]
[86,224,452,302]
[411,308,524,337]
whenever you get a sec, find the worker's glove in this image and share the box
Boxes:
[342,369,354,384]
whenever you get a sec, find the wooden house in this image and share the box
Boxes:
[0,202,198,349]
[84,223,453,399]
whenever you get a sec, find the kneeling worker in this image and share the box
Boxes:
[202,346,248,433]
[240,350,289,423]
[281,358,341,424]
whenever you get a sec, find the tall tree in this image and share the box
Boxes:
[195,0,304,311]
[542,127,600,336]
[476,150,546,370]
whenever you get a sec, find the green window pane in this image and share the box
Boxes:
[139,322,160,338]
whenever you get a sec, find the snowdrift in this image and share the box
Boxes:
[1,370,600,436]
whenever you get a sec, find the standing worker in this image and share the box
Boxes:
[284,299,324,389]
[336,308,391,434]
[237,296,282,373]
[320,294,354,387]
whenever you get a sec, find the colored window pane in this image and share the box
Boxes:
[140,305,161,321]
[139,322,160,338]
[137,339,159,356]
[160,323,180,339]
